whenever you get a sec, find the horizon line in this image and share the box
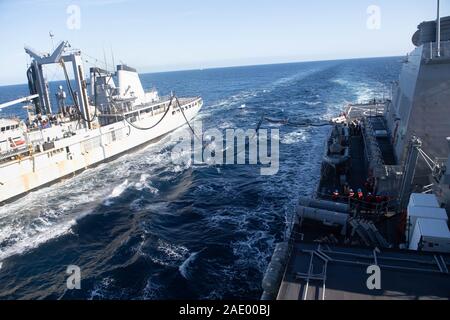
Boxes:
[0,53,403,87]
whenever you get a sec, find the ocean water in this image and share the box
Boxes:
[0,58,401,299]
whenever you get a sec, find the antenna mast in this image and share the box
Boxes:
[103,47,108,71]
[110,45,116,72]
[437,0,441,57]
[49,31,55,51]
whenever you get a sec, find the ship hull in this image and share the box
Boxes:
[0,98,202,205]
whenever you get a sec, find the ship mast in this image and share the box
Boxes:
[25,41,92,129]
[437,0,441,57]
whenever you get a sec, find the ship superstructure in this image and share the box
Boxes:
[262,8,450,300]
[0,41,203,204]
[387,15,450,186]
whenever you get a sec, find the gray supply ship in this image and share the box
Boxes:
[262,5,450,300]
[0,41,202,205]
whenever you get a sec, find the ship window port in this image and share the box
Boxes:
[1,125,20,132]
[48,148,64,158]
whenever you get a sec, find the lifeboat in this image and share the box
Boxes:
[10,138,26,148]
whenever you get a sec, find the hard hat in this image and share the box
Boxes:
[59,85,63,90]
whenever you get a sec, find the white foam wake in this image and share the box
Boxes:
[103,179,130,206]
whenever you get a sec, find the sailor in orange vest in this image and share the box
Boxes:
[366,192,375,210]
[375,195,383,204]
[357,188,364,201]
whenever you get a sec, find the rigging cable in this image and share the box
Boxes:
[119,95,175,131]
[177,94,266,156]
[176,96,204,143]
[264,117,332,127]
[222,113,266,157]
[175,96,264,155]
[59,60,99,123]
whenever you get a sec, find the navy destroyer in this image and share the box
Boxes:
[262,5,450,300]
[0,41,202,205]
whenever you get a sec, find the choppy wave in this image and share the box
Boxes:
[0,132,182,262]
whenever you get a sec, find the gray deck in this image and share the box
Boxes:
[278,243,450,300]
[275,101,450,301]
[346,102,386,120]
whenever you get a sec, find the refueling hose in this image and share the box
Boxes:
[60,60,99,123]
[176,96,203,143]
[122,95,175,131]
[265,117,332,127]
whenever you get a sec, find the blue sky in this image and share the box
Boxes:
[0,0,447,85]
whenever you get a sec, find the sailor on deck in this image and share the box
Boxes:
[357,189,364,201]
[349,189,355,199]
[56,85,67,117]
[332,189,340,201]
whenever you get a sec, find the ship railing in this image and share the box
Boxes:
[0,146,30,163]
[103,100,170,119]
[346,102,388,123]
[349,99,389,108]
[0,113,21,120]
[106,95,200,120]
[423,40,450,60]
[348,99,389,112]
